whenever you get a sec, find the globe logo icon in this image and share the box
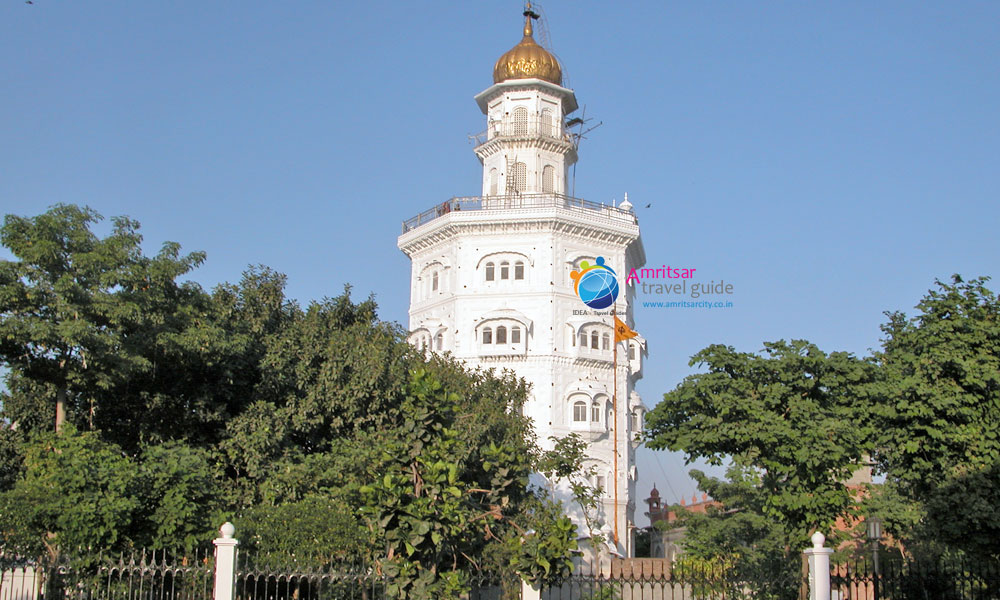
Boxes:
[570,257,620,309]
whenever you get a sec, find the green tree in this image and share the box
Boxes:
[238,494,367,567]
[0,423,24,493]
[646,276,1000,561]
[132,441,222,552]
[872,275,1000,555]
[0,206,587,578]
[0,204,207,441]
[645,340,878,542]
[359,369,534,599]
[667,467,803,600]
[0,425,139,560]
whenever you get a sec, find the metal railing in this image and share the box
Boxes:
[470,119,572,146]
[401,194,637,233]
[0,548,215,600]
[537,561,806,600]
[831,555,1000,600]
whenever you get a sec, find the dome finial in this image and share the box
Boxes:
[493,1,562,85]
[523,2,536,38]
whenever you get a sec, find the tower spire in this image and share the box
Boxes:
[523,2,539,38]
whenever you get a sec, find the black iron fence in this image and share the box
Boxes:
[6,547,999,600]
[233,555,520,600]
[831,555,1000,600]
[539,560,807,600]
[236,557,382,600]
[0,549,214,600]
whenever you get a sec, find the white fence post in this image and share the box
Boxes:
[521,579,541,600]
[213,522,239,600]
[803,531,832,600]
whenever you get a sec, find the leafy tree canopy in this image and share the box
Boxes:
[872,275,1000,555]
[0,205,589,592]
[646,339,877,541]
[646,275,1000,558]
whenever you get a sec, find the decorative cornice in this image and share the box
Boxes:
[398,212,640,256]
[474,80,579,114]
[478,354,529,363]
[474,137,577,165]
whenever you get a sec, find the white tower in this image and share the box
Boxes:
[397,8,647,557]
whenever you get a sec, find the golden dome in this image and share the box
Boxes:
[492,13,562,86]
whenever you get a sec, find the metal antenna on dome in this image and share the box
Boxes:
[524,1,543,42]
[528,2,569,88]
[567,106,603,198]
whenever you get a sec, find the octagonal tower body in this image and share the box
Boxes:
[397,13,647,558]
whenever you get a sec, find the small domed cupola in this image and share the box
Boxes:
[492,7,562,86]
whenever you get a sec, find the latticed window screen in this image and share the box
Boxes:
[496,326,507,344]
[511,162,527,193]
[482,328,492,344]
[542,165,554,193]
[512,107,529,136]
[511,326,521,344]
[540,108,553,137]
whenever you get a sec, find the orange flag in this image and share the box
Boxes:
[613,316,639,343]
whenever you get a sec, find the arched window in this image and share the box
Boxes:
[596,475,606,491]
[432,271,439,292]
[482,328,492,344]
[514,261,524,280]
[631,410,640,431]
[591,331,599,349]
[511,162,527,193]
[485,262,495,281]
[591,402,600,422]
[542,165,554,193]
[511,326,521,344]
[489,168,498,196]
[540,108,553,137]
[500,261,510,280]
[573,401,587,422]
[496,325,507,344]
[628,342,636,360]
[435,332,444,351]
[512,106,529,136]
[579,331,587,348]
[602,333,610,350]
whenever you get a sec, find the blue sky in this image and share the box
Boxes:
[3,1,999,523]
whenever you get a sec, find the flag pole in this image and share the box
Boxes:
[612,308,619,549]
[610,313,639,556]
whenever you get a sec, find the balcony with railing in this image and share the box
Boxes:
[470,118,574,147]
[401,193,637,234]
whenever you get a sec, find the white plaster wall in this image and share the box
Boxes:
[401,78,645,556]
